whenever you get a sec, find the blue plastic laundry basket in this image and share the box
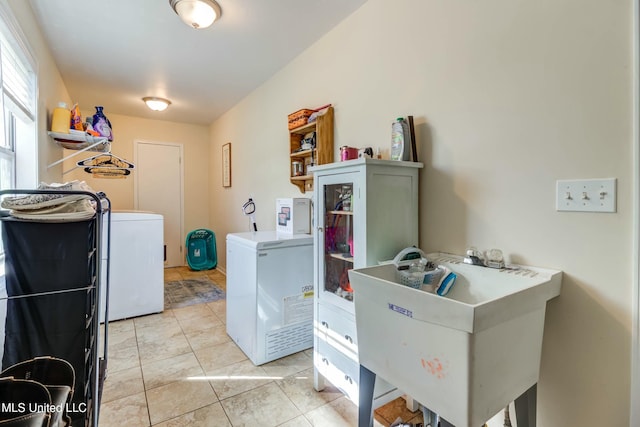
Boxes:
[185,229,217,270]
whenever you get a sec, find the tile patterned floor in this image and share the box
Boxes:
[98,267,423,427]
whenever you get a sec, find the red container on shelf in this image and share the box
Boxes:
[340,146,358,161]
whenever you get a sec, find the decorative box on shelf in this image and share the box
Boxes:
[288,109,314,130]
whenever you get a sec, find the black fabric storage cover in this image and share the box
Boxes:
[1,218,96,426]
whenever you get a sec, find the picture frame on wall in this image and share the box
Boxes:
[222,142,231,187]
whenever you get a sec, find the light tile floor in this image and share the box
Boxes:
[98,267,422,427]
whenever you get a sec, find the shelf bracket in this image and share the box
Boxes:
[48,139,110,170]
[61,164,80,176]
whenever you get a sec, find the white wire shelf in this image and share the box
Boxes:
[47,131,111,171]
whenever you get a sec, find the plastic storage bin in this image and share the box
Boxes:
[186,229,217,270]
[396,268,443,289]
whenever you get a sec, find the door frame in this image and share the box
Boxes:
[133,139,185,266]
[632,0,639,425]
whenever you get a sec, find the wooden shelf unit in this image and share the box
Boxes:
[289,106,334,193]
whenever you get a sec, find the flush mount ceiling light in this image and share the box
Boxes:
[143,97,171,112]
[169,0,222,29]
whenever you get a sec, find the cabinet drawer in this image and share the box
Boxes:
[316,338,403,408]
[316,339,359,402]
[317,302,358,353]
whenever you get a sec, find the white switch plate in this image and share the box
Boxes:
[556,178,617,212]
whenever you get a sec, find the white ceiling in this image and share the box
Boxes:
[28,0,367,125]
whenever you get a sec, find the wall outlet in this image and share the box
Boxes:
[556,178,616,213]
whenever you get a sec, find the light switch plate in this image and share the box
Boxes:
[556,178,616,212]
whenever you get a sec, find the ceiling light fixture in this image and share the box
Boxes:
[169,0,222,29]
[143,97,171,112]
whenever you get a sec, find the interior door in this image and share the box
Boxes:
[134,141,184,267]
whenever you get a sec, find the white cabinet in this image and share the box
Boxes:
[310,158,423,407]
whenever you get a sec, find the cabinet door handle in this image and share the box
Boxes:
[321,321,329,328]
[344,334,353,343]
[317,226,323,232]
[345,375,353,384]
[322,357,329,365]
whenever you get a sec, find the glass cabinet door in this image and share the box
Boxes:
[320,176,355,309]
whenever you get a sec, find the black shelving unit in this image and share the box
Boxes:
[0,189,110,427]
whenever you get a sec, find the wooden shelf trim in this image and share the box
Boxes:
[328,252,354,262]
[290,149,315,158]
[289,121,317,135]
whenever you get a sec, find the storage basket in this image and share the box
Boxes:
[186,228,217,270]
[288,109,314,130]
[396,268,443,289]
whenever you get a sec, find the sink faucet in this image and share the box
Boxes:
[463,247,486,266]
[485,248,506,269]
[464,247,505,269]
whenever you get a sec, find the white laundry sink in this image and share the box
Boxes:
[349,252,562,427]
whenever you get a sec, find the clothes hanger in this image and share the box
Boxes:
[83,166,131,179]
[76,152,135,169]
[75,151,134,178]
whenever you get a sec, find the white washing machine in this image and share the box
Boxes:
[226,231,314,365]
[100,211,164,322]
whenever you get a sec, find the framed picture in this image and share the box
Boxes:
[222,143,231,187]
[407,115,418,162]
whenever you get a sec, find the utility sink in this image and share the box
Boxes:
[349,252,562,427]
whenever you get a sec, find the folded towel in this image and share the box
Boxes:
[1,180,94,211]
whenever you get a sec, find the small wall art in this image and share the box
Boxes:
[222,142,231,187]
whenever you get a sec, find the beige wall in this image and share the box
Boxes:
[209,0,633,425]
[60,113,211,238]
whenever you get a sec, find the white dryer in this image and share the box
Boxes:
[100,211,164,322]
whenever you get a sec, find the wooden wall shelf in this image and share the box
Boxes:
[289,106,334,193]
